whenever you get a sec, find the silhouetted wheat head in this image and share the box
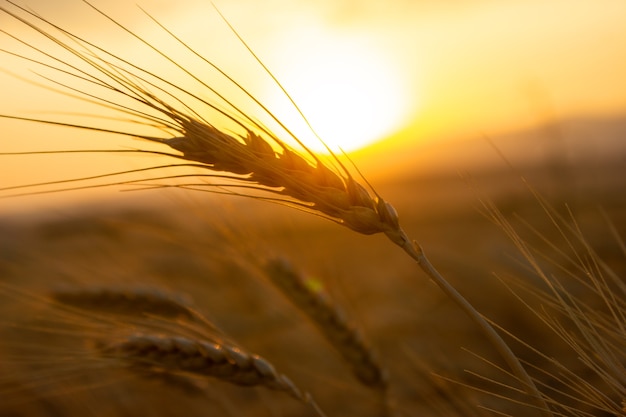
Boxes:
[0,0,405,245]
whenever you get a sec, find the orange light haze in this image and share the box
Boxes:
[1,0,625,212]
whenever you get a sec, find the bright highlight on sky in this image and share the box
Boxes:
[262,26,412,153]
[210,0,626,159]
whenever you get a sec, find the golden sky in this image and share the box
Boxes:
[1,0,625,211]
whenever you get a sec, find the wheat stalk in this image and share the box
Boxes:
[0,1,550,414]
[265,258,386,389]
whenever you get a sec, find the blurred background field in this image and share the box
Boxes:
[1,132,623,415]
[1,0,625,414]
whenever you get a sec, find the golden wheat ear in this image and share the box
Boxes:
[0,0,405,241]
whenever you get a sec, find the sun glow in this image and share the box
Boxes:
[263,27,413,154]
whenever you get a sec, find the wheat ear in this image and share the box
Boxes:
[0,2,549,414]
[265,258,386,389]
[49,286,203,323]
[98,333,326,416]
[50,286,193,317]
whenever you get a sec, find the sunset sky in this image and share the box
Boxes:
[1,0,625,211]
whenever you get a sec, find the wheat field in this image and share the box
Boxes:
[0,1,624,416]
[1,165,623,416]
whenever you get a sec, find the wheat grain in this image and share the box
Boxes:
[265,258,386,389]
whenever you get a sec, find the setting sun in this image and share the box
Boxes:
[262,27,413,154]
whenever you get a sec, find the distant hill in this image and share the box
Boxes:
[355,113,626,183]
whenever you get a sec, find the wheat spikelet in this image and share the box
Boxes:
[265,258,386,389]
[99,333,308,402]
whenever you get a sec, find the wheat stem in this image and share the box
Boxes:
[394,231,552,416]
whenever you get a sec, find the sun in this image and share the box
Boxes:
[263,28,413,154]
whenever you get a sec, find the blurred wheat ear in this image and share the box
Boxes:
[0,1,550,414]
[0,281,329,417]
[265,258,387,389]
[99,333,328,417]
